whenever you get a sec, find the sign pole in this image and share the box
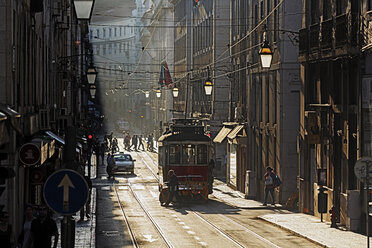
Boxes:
[367,161,370,248]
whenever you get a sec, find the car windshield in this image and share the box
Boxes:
[114,154,132,161]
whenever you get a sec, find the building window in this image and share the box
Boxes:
[323,0,331,20]
[336,0,347,15]
[273,0,278,42]
[115,28,117,36]
[369,0,372,10]
[260,1,264,19]
[120,27,122,36]
[310,0,319,24]
[266,0,270,15]
[109,28,112,38]
[96,29,100,38]
[103,29,106,38]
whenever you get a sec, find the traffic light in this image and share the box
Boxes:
[88,134,94,140]
[193,0,199,8]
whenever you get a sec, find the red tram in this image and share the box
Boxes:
[158,119,213,205]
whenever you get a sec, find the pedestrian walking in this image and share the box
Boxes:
[208,159,215,194]
[137,135,145,151]
[80,176,92,221]
[263,166,276,206]
[164,170,180,206]
[18,204,34,248]
[0,211,14,248]
[100,143,105,165]
[124,132,131,151]
[106,153,116,180]
[31,205,58,248]
[131,134,138,151]
[147,134,153,151]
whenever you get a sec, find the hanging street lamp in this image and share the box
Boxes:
[172,87,179,98]
[204,66,213,96]
[87,65,97,85]
[145,91,150,98]
[204,79,213,96]
[156,89,161,98]
[90,85,97,99]
[259,41,273,69]
[73,0,95,21]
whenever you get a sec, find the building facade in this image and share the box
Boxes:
[141,0,175,139]
[0,0,91,238]
[298,0,363,231]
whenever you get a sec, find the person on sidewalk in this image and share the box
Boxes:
[100,143,105,165]
[263,166,276,206]
[31,205,58,248]
[0,211,14,248]
[106,154,116,180]
[80,176,92,221]
[164,170,181,207]
[18,204,35,248]
[208,159,215,194]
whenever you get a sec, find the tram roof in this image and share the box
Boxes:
[158,132,211,142]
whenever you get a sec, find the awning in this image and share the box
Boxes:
[0,112,7,121]
[46,131,65,145]
[0,105,22,135]
[0,105,21,118]
[213,127,232,143]
[227,125,245,140]
[45,131,80,153]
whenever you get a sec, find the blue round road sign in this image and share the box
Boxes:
[43,169,89,215]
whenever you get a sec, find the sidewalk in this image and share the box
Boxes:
[56,155,97,248]
[212,179,367,248]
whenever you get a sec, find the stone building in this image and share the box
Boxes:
[298,0,362,231]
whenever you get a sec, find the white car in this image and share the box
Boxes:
[113,153,135,174]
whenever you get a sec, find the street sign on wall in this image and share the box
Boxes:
[19,143,40,166]
[44,169,89,215]
[354,157,372,182]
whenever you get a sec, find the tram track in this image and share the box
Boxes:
[114,181,174,248]
[134,151,159,180]
[136,151,282,248]
[113,182,139,248]
[190,208,281,248]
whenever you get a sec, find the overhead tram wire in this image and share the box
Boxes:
[210,0,284,69]
[164,0,284,87]
[96,0,284,92]
[101,4,165,94]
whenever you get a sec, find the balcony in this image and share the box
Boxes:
[299,28,308,55]
[321,19,333,50]
[309,24,320,51]
[335,14,348,47]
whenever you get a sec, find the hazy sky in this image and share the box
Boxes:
[91,0,136,23]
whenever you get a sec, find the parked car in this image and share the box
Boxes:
[113,152,135,174]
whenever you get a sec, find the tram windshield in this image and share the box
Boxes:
[168,144,208,165]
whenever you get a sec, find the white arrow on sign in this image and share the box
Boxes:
[143,235,157,243]
[58,174,75,211]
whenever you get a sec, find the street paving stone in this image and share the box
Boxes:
[259,214,366,248]
[212,178,367,248]
[63,149,368,248]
